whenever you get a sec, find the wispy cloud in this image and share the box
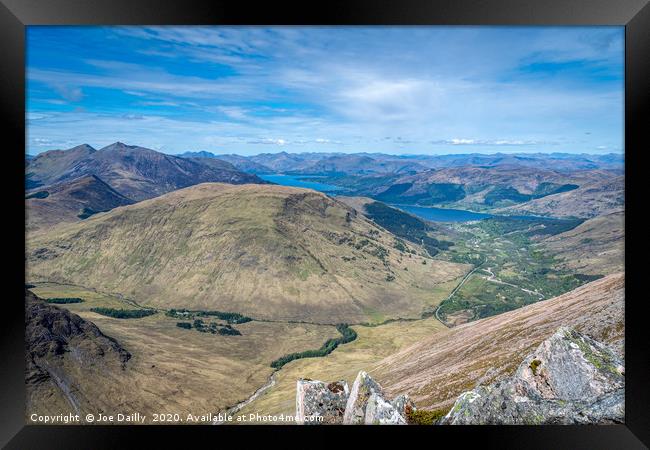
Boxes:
[26,26,624,155]
[431,138,548,146]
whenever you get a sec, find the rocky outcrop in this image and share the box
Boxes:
[373,273,624,412]
[296,379,349,424]
[26,290,131,369]
[364,393,411,424]
[295,371,414,425]
[441,327,624,425]
[342,371,383,424]
[26,290,132,416]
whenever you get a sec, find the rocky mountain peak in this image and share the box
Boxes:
[99,141,138,152]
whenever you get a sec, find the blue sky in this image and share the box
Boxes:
[26,26,624,156]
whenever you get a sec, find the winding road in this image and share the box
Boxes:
[482,267,544,300]
[434,262,484,327]
[433,261,546,327]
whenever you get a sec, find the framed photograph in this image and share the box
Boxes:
[2,0,648,447]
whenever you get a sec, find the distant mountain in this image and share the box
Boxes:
[248,151,330,172]
[180,151,623,176]
[330,165,617,212]
[27,142,264,202]
[179,150,219,159]
[184,153,274,174]
[294,154,428,175]
[495,176,624,219]
[542,210,624,275]
[26,183,469,324]
[26,144,97,189]
[386,152,625,172]
[26,175,134,232]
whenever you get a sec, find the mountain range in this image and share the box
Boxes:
[26,183,469,324]
[24,141,625,424]
[27,142,263,201]
[178,150,624,175]
[174,149,623,216]
[26,143,265,230]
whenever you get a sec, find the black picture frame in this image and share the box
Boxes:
[1,0,647,448]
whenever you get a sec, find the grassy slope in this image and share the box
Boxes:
[26,175,134,233]
[495,176,624,219]
[373,273,624,411]
[27,183,469,324]
[541,210,624,275]
[238,316,448,420]
[27,283,340,419]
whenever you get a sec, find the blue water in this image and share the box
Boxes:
[390,204,493,222]
[262,174,490,222]
[259,174,344,193]
[260,174,550,223]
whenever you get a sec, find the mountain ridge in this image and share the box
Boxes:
[27,182,470,324]
[27,142,264,202]
[26,175,135,232]
[372,273,624,411]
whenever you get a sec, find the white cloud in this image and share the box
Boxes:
[430,138,547,146]
[26,26,624,155]
[216,106,249,120]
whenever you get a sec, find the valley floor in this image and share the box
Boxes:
[24,186,623,424]
[28,283,341,420]
[27,275,463,422]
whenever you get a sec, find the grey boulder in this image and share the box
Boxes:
[342,371,384,424]
[364,393,408,424]
[295,379,349,424]
[441,327,625,425]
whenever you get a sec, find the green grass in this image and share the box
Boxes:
[165,308,252,324]
[90,307,157,319]
[435,215,600,323]
[44,297,84,304]
[406,408,449,425]
[270,324,357,369]
[529,359,542,375]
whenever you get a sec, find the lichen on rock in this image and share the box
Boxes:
[342,370,384,424]
[296,371,413,425]
[441,327,625,425]
[295,378,349,424]
[364,393,407,424]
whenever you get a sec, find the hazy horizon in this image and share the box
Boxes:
[27,26,624,156]
[25,141,624,159]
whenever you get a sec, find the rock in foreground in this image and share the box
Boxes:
[296,371,414,425]
[343,371,383,424]
[296,379,349,424]
[441,327,624,425]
